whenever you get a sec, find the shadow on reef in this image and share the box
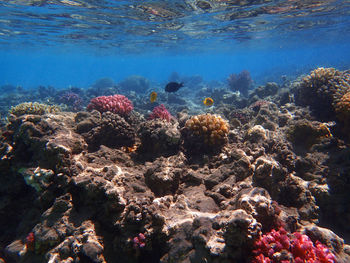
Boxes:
[1,68,350,262]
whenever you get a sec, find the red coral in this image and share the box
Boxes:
[87,94,133,116]
[25,232,35,251]
[148,104,172,122]
[252,227,337,263]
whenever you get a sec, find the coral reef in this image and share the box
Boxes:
[1,68,350,263]
[9,102,61,116]
[148,104,172,122]
[87,94,134,116]
[183,113,229,154]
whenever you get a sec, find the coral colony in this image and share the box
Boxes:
[148,104,172,122]
[252,227,337,263]
[132,233,146,249]
[59,92,83,111]
[87,94,133,115]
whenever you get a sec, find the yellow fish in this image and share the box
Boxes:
[150,91,157,103]
[203,97,214,106]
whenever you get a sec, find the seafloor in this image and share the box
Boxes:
[1,67,350,263]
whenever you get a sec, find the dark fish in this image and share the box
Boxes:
[165,82,184,93]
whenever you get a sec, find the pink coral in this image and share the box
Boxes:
[87,94,133,116]
[148,104,172,122]
[252,227,337,263]
[133,233,146,249]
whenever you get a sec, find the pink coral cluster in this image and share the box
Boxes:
[87,94,133,116]
[148,104,172,122]
[252,227,337,263]
[133,233,146,249]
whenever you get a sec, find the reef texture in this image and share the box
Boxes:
[1,68,350,263]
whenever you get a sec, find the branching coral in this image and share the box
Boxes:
[252,227,337,263]
[9,102,61,116]
[148,104,172,122]
[183,114,229,153]
[87,94,133,116]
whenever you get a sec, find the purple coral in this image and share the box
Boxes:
[59,92,83,111]
[227,70,253,97]
[148,104,172,122]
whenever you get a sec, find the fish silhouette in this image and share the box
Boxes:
[165,82,183,92]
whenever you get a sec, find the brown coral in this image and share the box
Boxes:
[335,91,350,136]
[335,91,350,122]
[183,114,229,154]
[295,67,350,120]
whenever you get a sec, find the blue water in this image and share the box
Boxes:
[0,0,350,89]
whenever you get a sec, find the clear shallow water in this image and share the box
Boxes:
[0,0,350,88]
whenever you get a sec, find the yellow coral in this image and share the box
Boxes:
[185,114,229,147]
[9,102,61,116]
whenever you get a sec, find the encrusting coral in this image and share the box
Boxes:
[183,113,229,153]
[9,102,61,116]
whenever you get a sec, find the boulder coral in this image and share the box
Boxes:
[76,111,136,151]
[183,113,229,154]
[295,67,350,120]
[137,118,180,159]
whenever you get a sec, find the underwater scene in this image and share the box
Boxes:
[1,0,350,263]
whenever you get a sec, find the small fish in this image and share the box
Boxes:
[203,97,214,106]
[150,91,157,103]
[165,82,183,93]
